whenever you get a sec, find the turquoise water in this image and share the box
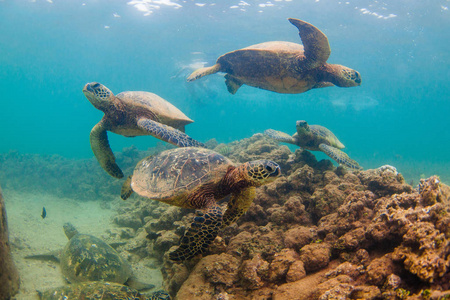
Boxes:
[0,0,449,183]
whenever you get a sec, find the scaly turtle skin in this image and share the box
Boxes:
[187,18,361,94]
[121,147,281,261]
[60,223,133,285]
[265,120,362,170]
[83,82,204,179]
[38,281,171,300]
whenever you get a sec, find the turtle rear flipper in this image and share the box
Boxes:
[187,63,221,82]
[168,204,223,261]
[90,121,124,179]
[319,144,362,170]
[264,129,297,144]
[288,18,330,69]
[125,276,155,292]
[137,119,205,148]
[121,176,134,200]
[25,250,60,263]
[225,74,243,94]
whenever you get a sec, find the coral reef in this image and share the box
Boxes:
[95,134,450,299]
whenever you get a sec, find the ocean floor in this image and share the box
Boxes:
[3,189,163,300]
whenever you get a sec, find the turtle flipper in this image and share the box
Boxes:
[90,121,124,178]
[121,175,133,200]
[288,18,331,69]
[168,204,223,261]
[223,187,256,227]
[319,144,362,170]
[137,118,205,148]
[187,63,221,82]
[264,129,297,144]
[225,74,243,94]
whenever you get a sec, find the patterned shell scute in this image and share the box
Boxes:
[60,234,132,284]
[132,147,233,201]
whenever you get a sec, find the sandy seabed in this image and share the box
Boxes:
[3,189,163,300]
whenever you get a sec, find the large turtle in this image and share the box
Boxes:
[265,120,362,170]
[187,18,361,94]
[121,147,281,261]
[38,281,170,300]
[26,223,151,290]
[83,82,204,179]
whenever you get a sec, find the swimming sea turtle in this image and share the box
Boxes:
[38,281,170,300]
[121,147,281,261]
[265,120,362,170]
[83,82,204,179]
[187,18,361,94]
[26,223,151,290]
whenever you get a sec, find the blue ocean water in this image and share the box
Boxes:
[0,0,449,182]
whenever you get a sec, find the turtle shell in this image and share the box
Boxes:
[60,233,132,284]
[38,282,144,300]
[218,41,305,77]
[131,147,233,208]
[217,41,316,93]
[116,91,193,128]
[309,125,345,149]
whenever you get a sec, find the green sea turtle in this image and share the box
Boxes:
[26,223,152,290]
[187,18,361,94]
[265,120,362,170]
[38,281,170,300]
[83,82,204,179]
[121,147,281,261]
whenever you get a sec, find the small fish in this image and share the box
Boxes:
[41,207,46,219]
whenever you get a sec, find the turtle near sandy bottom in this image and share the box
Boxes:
[26,223,152,290]
[83,82,205,179]
[121,147,281,261]
[187,18,361,94]
[265,120,362,170]
[38,281,170,300]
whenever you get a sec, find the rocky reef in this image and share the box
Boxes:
[108,134,450,300]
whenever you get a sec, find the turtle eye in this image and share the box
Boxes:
[265,165,273,172]
[91,82,100,88]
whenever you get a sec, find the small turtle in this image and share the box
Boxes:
[83,82,204,179]
[187,18,361,94]
[265,120,362,170]
[38,281,170,300]
[26,223,152,290]
[121,147,281,261]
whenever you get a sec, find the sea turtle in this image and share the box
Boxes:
[265,120,362,170]
[38,281,170,300]
[26,223,152,290]
[187,18,361,94]
[121,147,281,261]
[83,82,204,179]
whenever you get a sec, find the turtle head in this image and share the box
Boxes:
[83,82,114,111]
[63,223,79,240]
[296,120,310,135]
[328,65,361,87]
[245,160,281,186]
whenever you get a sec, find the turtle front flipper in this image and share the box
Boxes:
[264,129,297,144]
[223,187,256,227]
[319,144,362,170]
[90,121,124,178]
[187,63,221,82]
[168,204,223,261]
[137,118,205,148]
[121,175,133,200]
[288,18,331,69]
